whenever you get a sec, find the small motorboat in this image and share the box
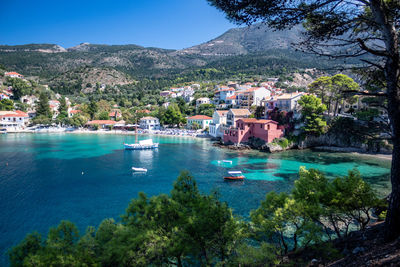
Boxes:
[124,139,159,150]
[222,160,232,164]
[224,171,245,181]
[0,129,7,134]
[132,167,147,172]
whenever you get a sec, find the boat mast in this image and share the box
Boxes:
[135,119,138,143]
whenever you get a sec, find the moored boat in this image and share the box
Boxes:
[124,139,159,150]
[224,171,245,181]
[132,167,147,172]
[0,129,7,134]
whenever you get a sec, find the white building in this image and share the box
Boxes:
[140,116,160,131]
[263,92,305,113]
[4,72,24,79]
[0,110,29,129]
[214,87,235,103]
[209,110,228,138]
[237,87,271,108]
[196,97,210,108]
[187,115,213,130]
[0,93,10,100]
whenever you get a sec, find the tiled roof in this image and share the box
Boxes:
[229,109,251,116]
[5,72,23,76]
[215,110,228,116]
[0,110,29,118]
[140,116,158,120]
[240,118,278,124]
[188,115,212,120]
[86,120,116,125]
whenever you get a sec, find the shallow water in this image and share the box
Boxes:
[0,133,391,265]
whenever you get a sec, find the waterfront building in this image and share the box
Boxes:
[140,116,160,131]
[209,110,228,138]
[0,110,29,129]
[187,115,212,130]
[226,108,251,127]
[223,118,284,144]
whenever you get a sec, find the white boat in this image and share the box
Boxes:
[224,171,245,181]
[222,160,232,164]
[0,129,7,134]
[132,167,147,172]
[124,139,159,150]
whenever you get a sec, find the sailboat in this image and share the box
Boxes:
[124,121,159,150]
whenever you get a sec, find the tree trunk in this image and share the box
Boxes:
[368,0,400,242]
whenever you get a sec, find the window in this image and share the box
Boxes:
[267,125,270,130]
[260,124,262,128]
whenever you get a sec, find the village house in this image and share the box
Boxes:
[140,116,160,131]
[187,115,213,130]
[236,87,271,108]
[0,110,29,129]
[68,109,81,118]
[4,72,24,79]
[263,92,305,113]
[214,87,235,103]
[21,95,39,106]
[196,97,211,108]
[109,109,122,120]
[0,93,10,100]
[226,108,251,127]
[209,110,228,138]
[223,118,284,144]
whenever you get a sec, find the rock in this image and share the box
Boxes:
[310,258,318,266]
[352,247,365,254]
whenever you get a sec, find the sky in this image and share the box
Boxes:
[0,0,236,49]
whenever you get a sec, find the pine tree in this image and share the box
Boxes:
[36,92,51,118]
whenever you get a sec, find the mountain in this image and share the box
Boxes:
[0,23,341,90]
[176,23,302,56]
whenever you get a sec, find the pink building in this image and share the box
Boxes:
[223,118,284,144]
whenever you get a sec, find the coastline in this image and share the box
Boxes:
[313,146,392,160]
[2,129,204,139]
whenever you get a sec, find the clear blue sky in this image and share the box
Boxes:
[0,0,236,49]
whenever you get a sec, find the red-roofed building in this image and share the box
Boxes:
[0,110,29,128]
[223,118,284,144]
[0,93,10,100]
[187,115,213,130]
[4,72,24,79]
[68,109,81,118]
[109,109,122,120]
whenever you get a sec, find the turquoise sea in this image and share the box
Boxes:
[0,133,392,265]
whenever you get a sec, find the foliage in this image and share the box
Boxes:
[10,171,244,266]
[158,103,184,126]
[4,77,32,100]
[35,92,51,118]
[0,99,14,111]
[298,95,327,136]
[87,100,98,120]
[57,97,68,119]
[272,137,290,149]
[196,103,215,117]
